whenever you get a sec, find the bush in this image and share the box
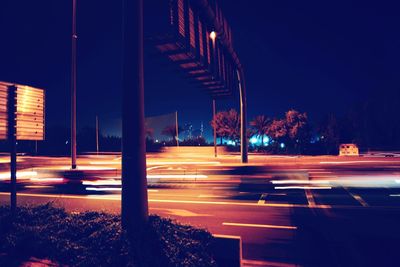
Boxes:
[0,204,217,267]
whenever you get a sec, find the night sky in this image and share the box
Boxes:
[0,1,399,140]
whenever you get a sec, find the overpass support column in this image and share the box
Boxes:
[121,0,149,230]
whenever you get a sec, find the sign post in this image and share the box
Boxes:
[7,86,17,212]
[0,82,45,212]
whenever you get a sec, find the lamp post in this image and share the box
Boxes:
[71,0,77,169]
[212,99,217,157]
[210,32,218,158]
[209,30,247,163]
[96,115,99,154]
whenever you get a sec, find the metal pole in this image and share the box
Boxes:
[213,99,217,157]
[175,111,179,147]
[7,86,17,212]
[96,115,99,154]
[237,69,248,163]
[122,0,148,229]
[71,0,77,169]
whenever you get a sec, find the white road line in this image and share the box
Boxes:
[197,194,225,198]
[345,188,369,207]
[351,194,369,207]
[258,193,267,205]
[222,222,297,230]
[146,165,166,171]
[305,189,316,207]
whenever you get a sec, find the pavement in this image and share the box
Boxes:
[1,151,400,266]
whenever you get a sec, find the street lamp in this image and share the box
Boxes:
[210,31,217,158]
[71,0,77,169]
[210,31,217,41]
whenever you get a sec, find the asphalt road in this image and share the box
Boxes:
[1,151,400,266]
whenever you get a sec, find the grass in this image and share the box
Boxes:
[0,204,217,267]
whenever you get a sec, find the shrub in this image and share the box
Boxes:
[0,204,216,267]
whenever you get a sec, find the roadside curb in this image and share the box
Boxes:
[212,234,242,267]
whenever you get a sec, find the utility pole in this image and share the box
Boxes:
[122,0,149,230]
[96,115,99,154]
[71,0,77,169]
[175,111,179,147]
[213,99,217,157]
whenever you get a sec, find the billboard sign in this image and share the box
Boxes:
[0,82,45,141]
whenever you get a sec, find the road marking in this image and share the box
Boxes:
[242,259,297,267]
[0,192,372,210]
[222,222,297,230]
[345,188,369,207]
[258,193,267,205]
[151,208,210,217]
[305,189,316,207]
[197,194,225,198]
[0,192,302,207]
[146,165,166,171]
[351,194,369,207]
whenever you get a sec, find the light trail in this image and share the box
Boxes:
[0,171,37,180]
[222,222,297,230]
[320,160,400,164]
[147,161,220,165]
[30,178,63,182]
[147,174,208,179]
[86,187,121,192]
[274,186,332,190]
[82,180,121,186]
[271,180,330,185]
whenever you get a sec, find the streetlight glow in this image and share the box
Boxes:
[210,31,217,41]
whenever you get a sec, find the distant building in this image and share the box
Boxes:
[339,144,359,156]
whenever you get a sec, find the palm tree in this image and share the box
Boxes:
[250,115,271,146]
[211,109,240,144]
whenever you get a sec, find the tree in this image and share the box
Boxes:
[250,115,271,146]
[210,109,240,144]
[318,114,340,154]
[285,109,308,140]
[285,109,310,152]
[267,119,287,141]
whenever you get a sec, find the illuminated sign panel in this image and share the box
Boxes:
[0,83,9,140]
[16,86,45,140]
[0,82,45,141]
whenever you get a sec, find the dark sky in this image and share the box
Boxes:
[0,0,399,139]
